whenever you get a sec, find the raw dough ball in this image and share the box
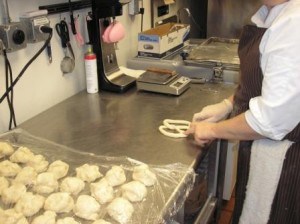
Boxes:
[56,217,80,224]
[0,142,14,158]
[60,177,85,196]
[0,176,9,195]
[31,211,56,224]
[121,181,147,202]
[90,178,114,204]
[27,154,49,173]
[44,192,74,213]
[92,220,112,224]
[10,147,35,163]
[76,164,103,182]
[33,172,58,194]
[14,192,45,217]
[132,164,156,186]
[105,166,126,187]
[47,160,69,179]
[0,209,28,224]
[1,183,26,205]
[107,197,134,224]
[13,166,37,186]
[73,195,101,221]
[0,160,22,177]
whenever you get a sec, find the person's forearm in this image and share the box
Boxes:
[212,113,264,141]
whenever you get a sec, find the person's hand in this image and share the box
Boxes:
[185,122,217,146]
[192,99,233,122]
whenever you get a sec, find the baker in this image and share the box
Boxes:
[185,0,300,223]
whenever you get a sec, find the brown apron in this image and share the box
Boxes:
[232,25,300,224]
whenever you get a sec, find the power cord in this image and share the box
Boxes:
[139,0,144,32]
[4,50,16,130]
[177,7,204,33]
[0,26,53,129]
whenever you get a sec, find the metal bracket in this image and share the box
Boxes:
[212,66,224,82]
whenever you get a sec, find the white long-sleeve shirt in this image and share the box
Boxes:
[244,0,300,140]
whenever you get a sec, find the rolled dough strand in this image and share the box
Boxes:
[163,119,190,132]
[159,119,191,138]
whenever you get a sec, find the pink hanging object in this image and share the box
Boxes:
[102,23,114,43]
[108,21,125,43]
[102,21,125,43]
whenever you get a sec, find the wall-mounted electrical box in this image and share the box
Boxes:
[0,22,27,52]
[20,11,50,43]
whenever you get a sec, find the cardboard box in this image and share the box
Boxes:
[138,23,190,58]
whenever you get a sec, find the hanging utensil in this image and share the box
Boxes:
[69,0,77,35]
[55,20,75,74]
[46,42,52,63]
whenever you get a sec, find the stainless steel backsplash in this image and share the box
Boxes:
[207,0,262,38]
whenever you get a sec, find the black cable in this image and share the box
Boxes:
[3,50,12,130]
[0,28,53,105]
[8,59,16,129]
[4,49,16,130]
[140,0,144,32]
[178,7,204,33]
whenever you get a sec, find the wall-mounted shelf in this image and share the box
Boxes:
[39,1,91,15]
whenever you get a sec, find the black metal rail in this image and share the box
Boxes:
[39,1,92,15]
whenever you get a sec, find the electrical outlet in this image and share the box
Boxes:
[128,0,140,15]
[20,16,50,43]
[0,22,27,52]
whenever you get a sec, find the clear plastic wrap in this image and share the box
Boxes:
[0,129,195,224]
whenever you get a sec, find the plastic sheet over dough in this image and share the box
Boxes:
[76,164,103,182]
[132,164,157,186]
[15,192,45,217]
[0,129,196,224]
[0,142,14,158]
[31,211,56,224]
[73,195,101,220]
[90,178,114,204]
[33,172,58,194]
[0,160,22,177]
[105,166,126,187]
[121,181,147,202]
[1,183,27,205]
[13,166,37,186]
[0,176,9,195]
[44,192,74,213]
[56,217,80,224]
[107,197,134,223]
[60,177,85,196]
[92,219,112,224]
[47,160,69,179]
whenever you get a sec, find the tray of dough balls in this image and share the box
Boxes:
[0,129,195,224]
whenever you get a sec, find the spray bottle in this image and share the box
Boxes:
[84,45,98,93]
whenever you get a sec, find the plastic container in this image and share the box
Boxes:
[84,45,99,93]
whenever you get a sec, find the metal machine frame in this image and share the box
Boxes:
[90,0,136,93]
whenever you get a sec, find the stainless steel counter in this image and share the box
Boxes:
[20,83,236,168]
[19,82,236,223]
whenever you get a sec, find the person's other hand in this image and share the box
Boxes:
[185,122,217,146]
[192,99,233,122]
